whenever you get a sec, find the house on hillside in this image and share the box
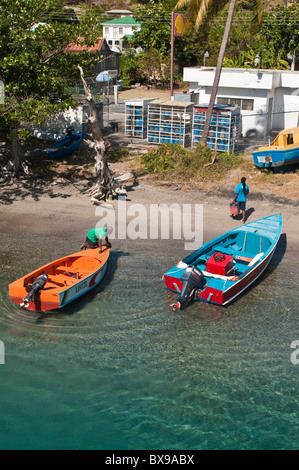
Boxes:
[105,9,134,18]
[183,67,299,137]
[101,16,141,53]
[66,37,119,77]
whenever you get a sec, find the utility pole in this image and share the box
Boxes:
[170,12,175,100]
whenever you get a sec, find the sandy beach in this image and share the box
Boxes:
[0,171,298,258]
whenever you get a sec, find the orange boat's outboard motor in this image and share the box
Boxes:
[20,274,48,308]
[171,266,205,311]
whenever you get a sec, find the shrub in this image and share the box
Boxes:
[140,143,244,181]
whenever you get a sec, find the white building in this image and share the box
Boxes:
[101,16,141,53]
[183,67,299,137]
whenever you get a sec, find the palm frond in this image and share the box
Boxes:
[195,1,209,28]
[173,0,192,12]
[250,0,263,32]
[174,0,231,31]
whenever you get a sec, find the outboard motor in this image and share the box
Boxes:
[171,266,205,311]
[20,274,48,308]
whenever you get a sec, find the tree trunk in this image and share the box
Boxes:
[201,0,237,146]
[78,66,125,202]
[4,129,29,175]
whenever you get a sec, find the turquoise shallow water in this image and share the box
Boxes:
[0,234,298,450]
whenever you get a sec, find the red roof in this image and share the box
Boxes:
[66,38,105,53]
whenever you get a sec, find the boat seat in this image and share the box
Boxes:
[212,246,236,255]
[235,263,249,274]
[56,265,78,277]
[49,273,78,286]
[234,251,255,262]
[213,245,255,262]
[47,275,66,287]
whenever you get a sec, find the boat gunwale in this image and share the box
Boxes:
[9,248,110,297]
[8,248,110,312]
[164,214,282,305]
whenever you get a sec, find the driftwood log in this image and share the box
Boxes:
[78,66,125,202]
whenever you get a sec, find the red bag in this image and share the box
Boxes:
[230,201,240,215]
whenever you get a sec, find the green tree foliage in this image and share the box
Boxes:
[119,47,171,87]
[119,50,142,86]
[174,0,264,145]
[216,3,298,69]
[129,0,172,55]
[256,4,299,67]
[140,142,242,180]
[120,0,175,86]
[0,0,102,173]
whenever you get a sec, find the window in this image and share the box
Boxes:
[115,40,120,45]
[108,40,113,46]
[119,27,123,35]
[242,99,254,111]
[217,97,254,111]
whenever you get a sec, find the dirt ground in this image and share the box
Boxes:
[118,85,188,102]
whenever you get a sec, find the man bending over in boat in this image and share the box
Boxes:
[80,225,113,253]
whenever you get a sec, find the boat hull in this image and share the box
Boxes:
[164,215,282,307]
[46,132,83,160]
[253,147,299,168]
[9,248,110,312]
[252,127,299,168]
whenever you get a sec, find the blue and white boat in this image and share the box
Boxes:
[164,215,282,309]
[252,127,299,168]
[46,128,83,160]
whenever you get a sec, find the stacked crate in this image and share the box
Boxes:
[192,105,240,153]
[125,99,154,139]
[147,99,193,147]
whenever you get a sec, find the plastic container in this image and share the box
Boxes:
[230,201,240,215]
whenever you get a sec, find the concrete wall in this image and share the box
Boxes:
[32,106,84,141]
[31,103,105,141]
[184,67,299,137]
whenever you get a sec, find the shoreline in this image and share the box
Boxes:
[1,176,298,255]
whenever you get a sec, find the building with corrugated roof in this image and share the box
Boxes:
[65,38,119,76]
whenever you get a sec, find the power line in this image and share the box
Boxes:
[38,15,299,26]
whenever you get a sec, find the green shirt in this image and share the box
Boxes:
[87,227,107,243]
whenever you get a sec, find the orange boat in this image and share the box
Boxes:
[8,247,110,312]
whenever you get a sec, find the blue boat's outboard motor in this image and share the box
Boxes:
[171,266,205,311]
[20,274,48,308]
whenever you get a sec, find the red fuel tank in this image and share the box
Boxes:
[206,252,234,276]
